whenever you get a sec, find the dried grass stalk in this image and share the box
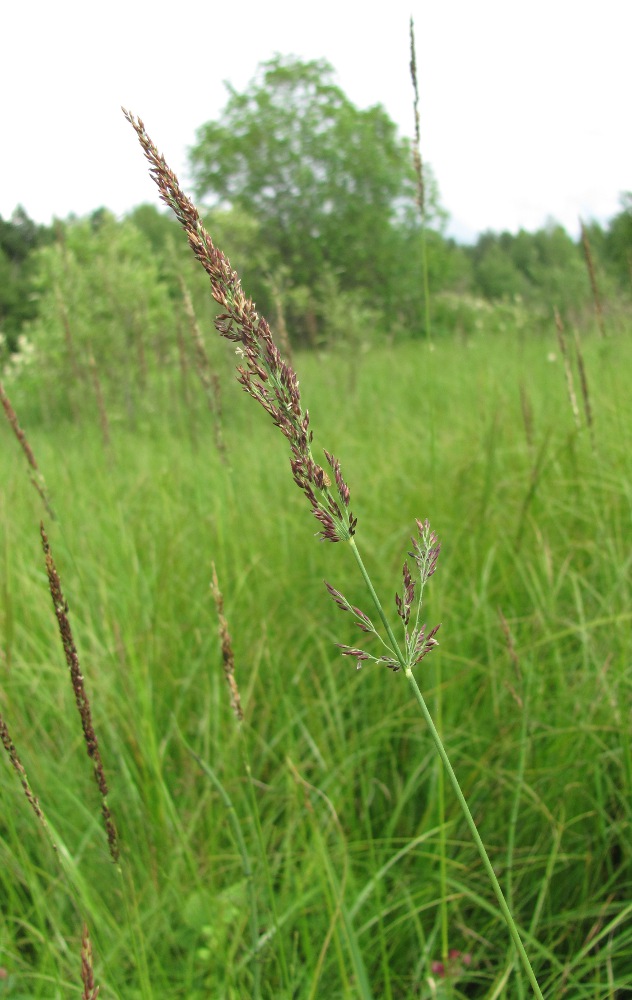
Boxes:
[579,218,606,339]
[554,308,581,430]
[572,326,594,432]
[210,563,244,723]
[80,924,100,999]
[408,18,432,342]
[409,17,424,217]
[0,711,55,848]
[40,523,119,862]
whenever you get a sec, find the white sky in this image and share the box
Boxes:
[2,0,630,242]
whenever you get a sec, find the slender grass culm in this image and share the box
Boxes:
[123,109,546,997]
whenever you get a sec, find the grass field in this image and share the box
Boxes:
[1,327,631,998]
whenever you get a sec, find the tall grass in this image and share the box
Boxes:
[2,312,631,997]
[1,120,631,997]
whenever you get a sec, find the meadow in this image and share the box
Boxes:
[1,300,631,998]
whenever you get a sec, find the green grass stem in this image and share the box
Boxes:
[348,536,545,999]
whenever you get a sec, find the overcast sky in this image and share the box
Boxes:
[2,0,630,242]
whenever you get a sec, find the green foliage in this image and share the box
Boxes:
[189,55,445,330]
[20,212,178,420]
[602,193,632,288]
[468,224,592,318]
[1,329,632,996]
[0,207,54,350]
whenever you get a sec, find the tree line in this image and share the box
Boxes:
[1,56,630,362]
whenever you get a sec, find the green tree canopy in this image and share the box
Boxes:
[0,207,54,349]
[18,212,178,419]
[603,193,632,288]
[189,55,441,316]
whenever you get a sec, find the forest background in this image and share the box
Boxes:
[1,56,630,381]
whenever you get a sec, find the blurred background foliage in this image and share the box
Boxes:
[1,55,631,385]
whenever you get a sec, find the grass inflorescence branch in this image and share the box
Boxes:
[326,519,441,672]
[122,109,355,544]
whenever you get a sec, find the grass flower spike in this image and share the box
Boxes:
[122,109,355,544]
[41,523,119,864]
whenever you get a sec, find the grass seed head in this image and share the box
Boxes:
[0,712,55,846]
[80,924,99,1000]
[40,523,119,863]
[123,109,356,542]
[210,563,244,724]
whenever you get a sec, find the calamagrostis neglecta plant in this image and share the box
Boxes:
[554,307,581,431]
[579,217,606,339]
[122,109,356,548]
[2,645,103,995]
[210,561,244,723]
[41,523,119,864]
[0,710,54,846]
[123,109,544,998]
[80,924,100,1000]
[409,18,432,344]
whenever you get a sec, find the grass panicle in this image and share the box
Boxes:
[80,924,99,1000]
[123,108,356,545]
[408,17,432,343]
[40,522,119,864]
[573,325,594,433]
[554,307,581,430]
[409,18,425,219]
[0,711,55,848]
[579,217,606,339]
[210,561,244,724]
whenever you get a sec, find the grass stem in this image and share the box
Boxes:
[184,741,262,1000]
[348,537,544,999]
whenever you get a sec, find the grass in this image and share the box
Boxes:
[1,315,632,998]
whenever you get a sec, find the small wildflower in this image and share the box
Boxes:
[431,949,472,980]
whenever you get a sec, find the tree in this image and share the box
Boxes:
[189,55,442,324]
[470,232,526,300]
[604,193,632,288]
[0,207,54,349]
[20,213,177,419]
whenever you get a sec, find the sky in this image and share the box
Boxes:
[2,0,630,243]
